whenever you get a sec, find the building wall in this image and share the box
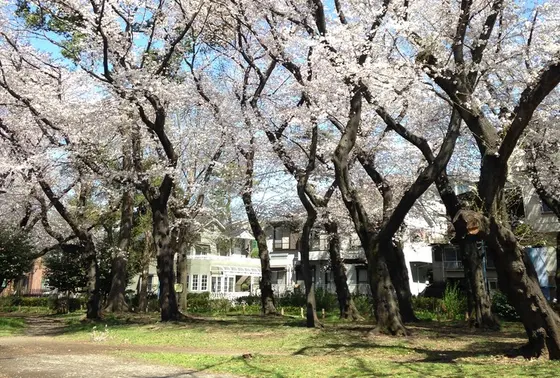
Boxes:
[520,180,560,234]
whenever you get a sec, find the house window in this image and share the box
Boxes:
[228,277,234,292]
[357,267,368,284]
[542,200,553,214]
[211,277,217,292]
[295,266,315,282]
[192,274,199,291]
[489,280,498,291]
[147,275,154,292]
[195,244,211,255]
[273,227,290,250]
[201,275,208,291]
[186,275,189,290]
[216,276,222,292]
[310,231,321,250]
[433,246,443,262]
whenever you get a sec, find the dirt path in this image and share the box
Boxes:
[0,315,241,378]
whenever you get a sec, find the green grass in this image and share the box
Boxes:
[0,305,54,315]
[122,351,560,378]
[0,317,25,336]
[51,313,560,377]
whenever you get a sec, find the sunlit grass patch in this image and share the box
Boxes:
[0,317,25,336]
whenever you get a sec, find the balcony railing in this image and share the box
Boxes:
[209,291,251,300]
[443,261,463,269]
[189,254,258,261]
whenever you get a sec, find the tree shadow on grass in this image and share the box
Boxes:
[292,338,525,363]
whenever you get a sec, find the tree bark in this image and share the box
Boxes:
[557,232,560,304]
[434,173,499,329]
[298,186,320,328]
[138,266,149,312]
[105,189,134,313]
[138,230,152,313]
[460,239,498,329]
[175,227,189,312]
[385,241,417,323]
[240,138,276,315]
[369,238,409,335]
[243,203,276,315]
[84,239,100,319]
[457,209,560,359]
[151,200,179,321]
[324,220,361,320]
[332,89,408,335]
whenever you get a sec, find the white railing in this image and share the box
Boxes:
[272,284,291,295]
[209,291,251,300]
[348,283,371,295]
[443,261,463,269]
[189,254,259,261]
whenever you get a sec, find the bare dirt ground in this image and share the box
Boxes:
[0,315,240,378]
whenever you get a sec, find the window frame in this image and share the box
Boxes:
[200,275,208,291]
[192,274,199,291]
[195,244,211,255]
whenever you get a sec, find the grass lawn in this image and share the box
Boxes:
[0,317,26,336]
[56,313,560,377]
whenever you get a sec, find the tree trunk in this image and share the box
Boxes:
[386,241,418,323]
[324,220,361,320]
[240,141,276,315]
[138,231,152,313]
[85,240,100,320]
[105,189,134,313]
[300,210,320,328]
[457,209,560,359]
[435,172,499,329]
[487,220,560,359]
[461,239,498,329]
[476,152,560,357]
[175,228,189,312]
[151,202,179,321]
[242,199,276,315]
[256,235,276,315]
[557,232,560,303]
[369,238,409,335]
[138,266,149,313]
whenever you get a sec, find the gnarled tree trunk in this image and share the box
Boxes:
[240,138,276,315]
[85,239,100,319]
[176,230,189,313]
[457,209,560,359]
[435,173,498,329]
[105,189,134,313]
[386,241,417,323]
[151,201,179,321]
[298,189,320,328]
[557,232,560,304]
[369,238,409,335]
[324,220,361,320]
[460,239,498,329]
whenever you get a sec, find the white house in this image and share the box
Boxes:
[128,219,263,299]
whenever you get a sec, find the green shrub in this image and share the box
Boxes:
[412,296,442,312]
[209,299,231,314]
[314,288,338,312]
[0,296,50,308]
[235,295,261,306]
[276,287,306,308]
[352,294,373,317]
[442,283,467,320]
[48,296,84,313]
[491,291,519,320]
[186,292,211,313]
